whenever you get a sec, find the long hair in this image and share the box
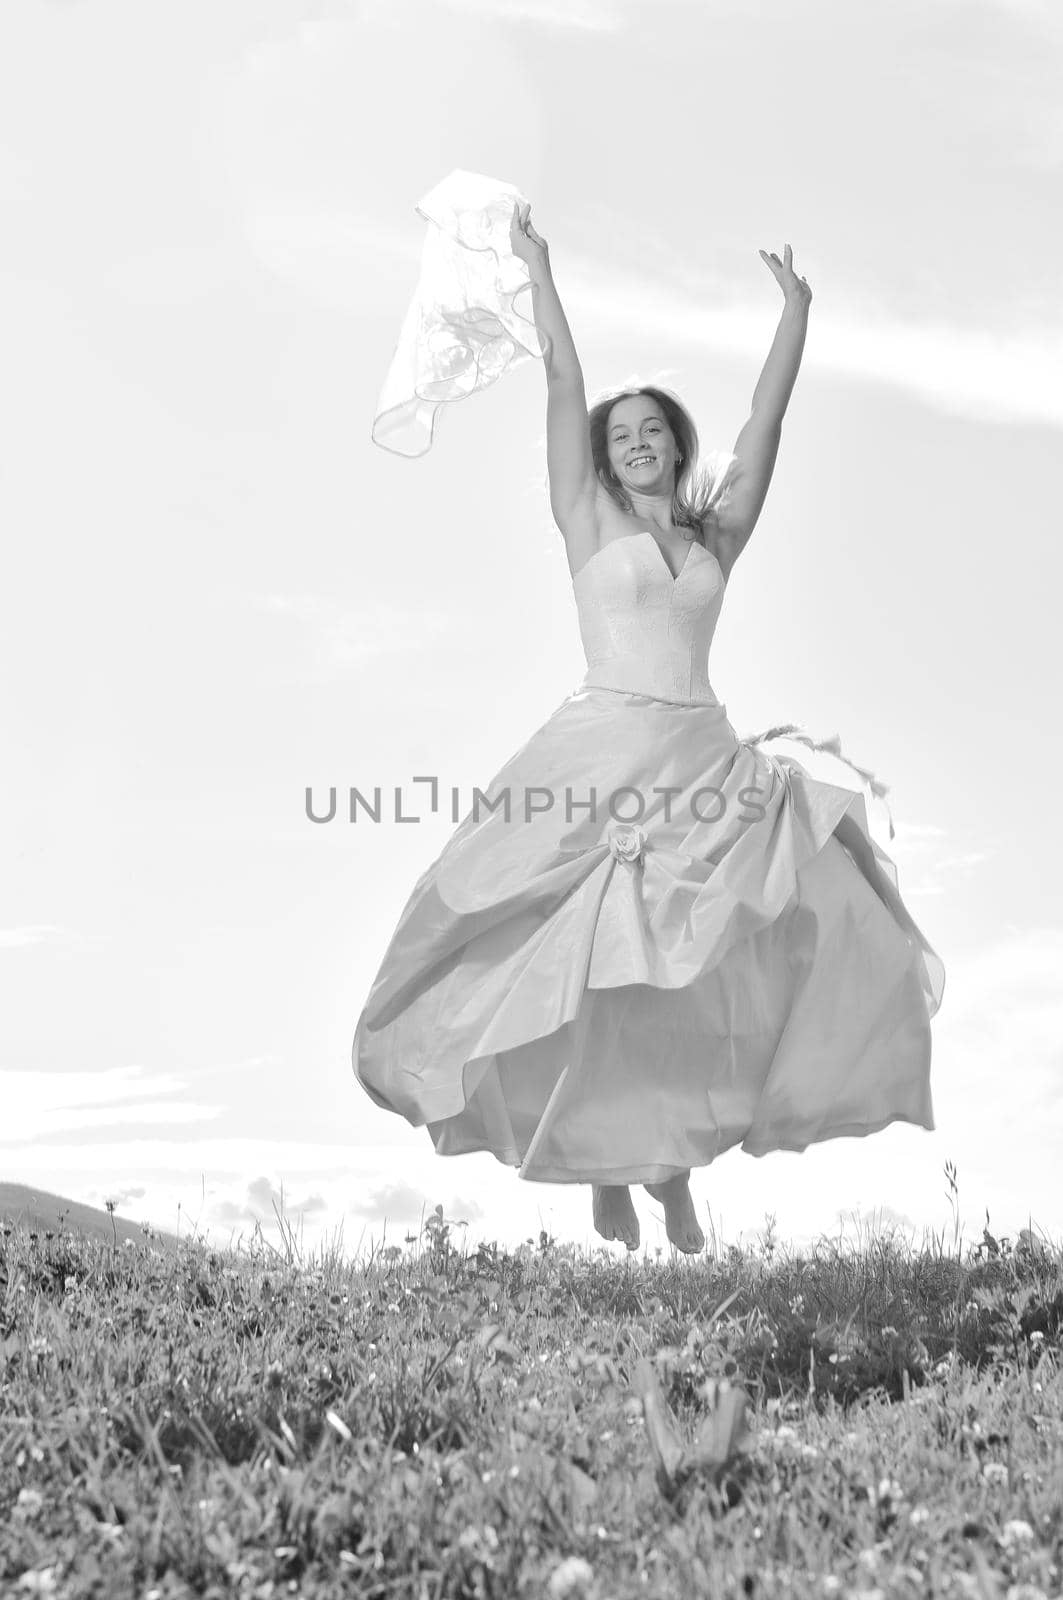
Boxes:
[587,384,735,546]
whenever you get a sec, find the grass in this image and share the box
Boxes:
[2,1166,1062,1600]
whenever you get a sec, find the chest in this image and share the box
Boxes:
[594,488,724,582]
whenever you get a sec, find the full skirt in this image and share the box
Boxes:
[351,690,944,1184]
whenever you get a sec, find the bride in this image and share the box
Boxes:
[352,183,944,1255]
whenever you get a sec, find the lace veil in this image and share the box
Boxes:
[371,168,545,458]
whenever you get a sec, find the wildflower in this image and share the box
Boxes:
[16,1489,44,1518]
[1006,1586,1048,1600]
[547,1556,595,1599]
[1001,1520,1034,1549]
[325,1410,352,1442]
[858,1542,891,1575]
[16,1571,57,1595]
[983,1463,1008,1486]
[910,1507,930,1526]
[458,1526,499,1565]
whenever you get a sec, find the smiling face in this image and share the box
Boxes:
[605,394,678,500]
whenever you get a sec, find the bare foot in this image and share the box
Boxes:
[644,1172,705,1254]
[592,1183,640,1251]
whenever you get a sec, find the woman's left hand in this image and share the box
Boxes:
[759,243,812,309]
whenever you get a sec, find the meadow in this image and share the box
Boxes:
[2,1166,1061,1600]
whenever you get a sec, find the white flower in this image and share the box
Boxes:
[16,1571,57,1596]
[608,823,646,864]
[325,1409,352,1442]
[547,1556,595,1599]
[1001,1520,1034,1548]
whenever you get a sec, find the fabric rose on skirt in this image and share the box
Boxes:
[608,823,646,865]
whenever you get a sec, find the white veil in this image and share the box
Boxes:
[371,169,546,458]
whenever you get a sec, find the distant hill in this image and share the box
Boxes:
[0,1182,184,1254]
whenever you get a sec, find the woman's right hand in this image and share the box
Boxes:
[510,201,550,273]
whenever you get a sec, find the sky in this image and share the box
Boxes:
[2,0,1061,1266]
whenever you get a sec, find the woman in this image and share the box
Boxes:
[353,185,944,1255]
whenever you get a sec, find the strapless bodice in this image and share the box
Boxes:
[571,530,727,706]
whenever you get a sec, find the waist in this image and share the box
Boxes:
[578,656,720,708]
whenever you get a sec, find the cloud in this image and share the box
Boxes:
[359,1179,486,1230]
[231,200,1063,432]
[830,1200,921,1240]
[206,5,1061,430]
[879,820,998,901]
[4,917,1062,1257]
[943,927,1063,1026]
[0,1117,1057,1261]
[2,1066,221,1143]
[563,250,1063,432]
[360,1180,433,1226]
[0,925,102,950]
[891,821,950,847]
[213,1175,328,1227]
[931,928,1063,1150]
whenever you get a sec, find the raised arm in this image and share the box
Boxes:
[714,245,813,574]
[511,204,597,548]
